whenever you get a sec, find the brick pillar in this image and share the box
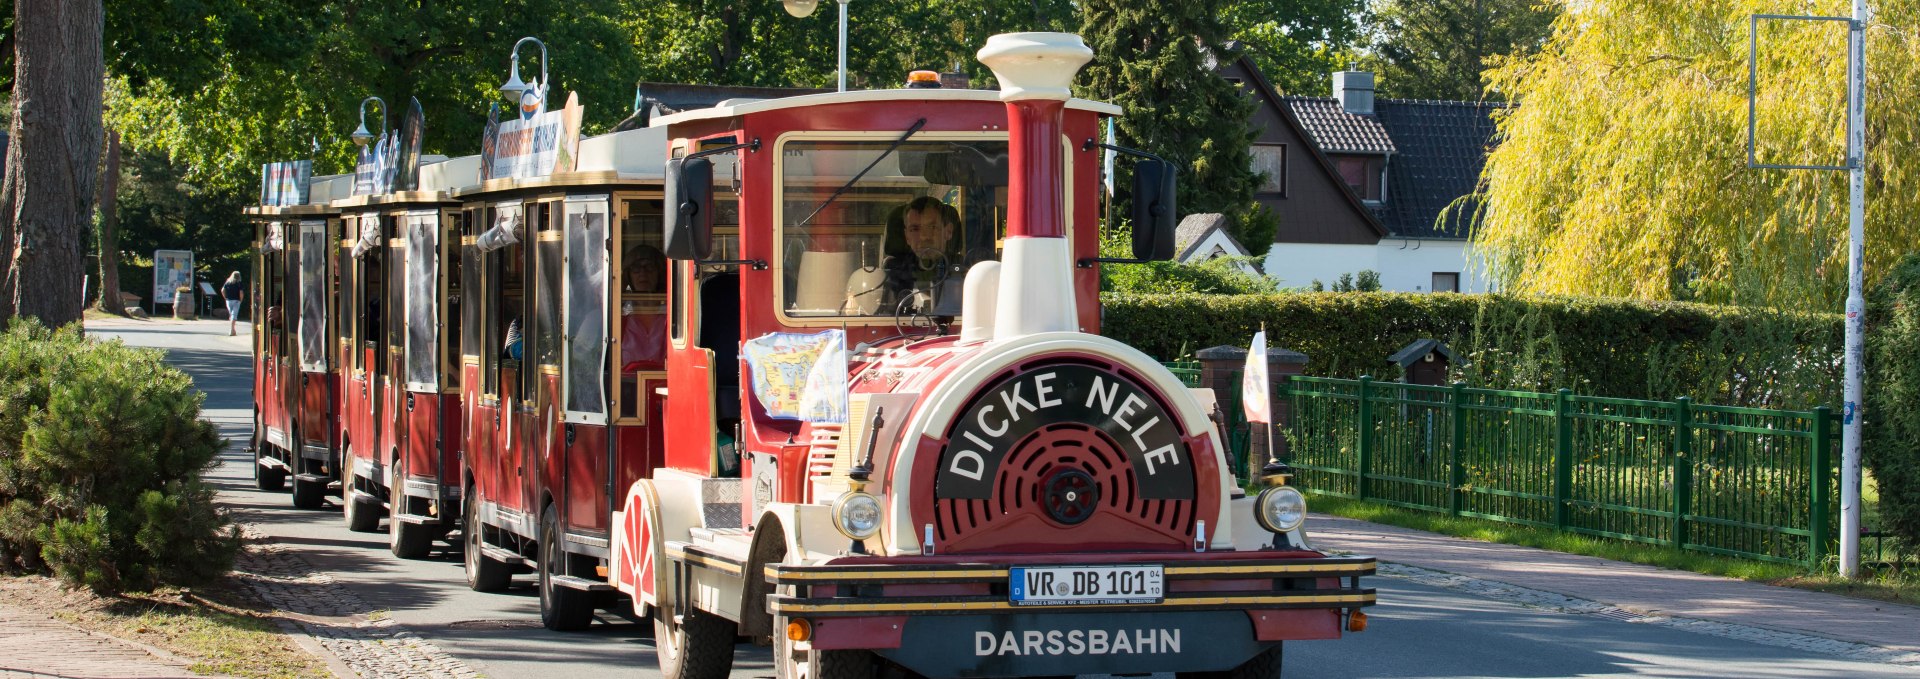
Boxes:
[1195,345,1309,478]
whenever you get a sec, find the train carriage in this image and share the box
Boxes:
[606,32,1376,679]
[246,172,352,508]
[455,124,676,629]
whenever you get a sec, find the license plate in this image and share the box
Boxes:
[1009,565,1163,606]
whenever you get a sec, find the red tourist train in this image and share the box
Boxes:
[247,31,1374,679]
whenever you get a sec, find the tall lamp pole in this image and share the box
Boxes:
[1747,2,1870,578]
[782,0,852,92]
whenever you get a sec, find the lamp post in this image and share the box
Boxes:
[782,0,852,92]
[499,36,549,101]
[350,96,387,146]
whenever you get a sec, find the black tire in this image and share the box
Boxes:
[463,488,512,592]
[255,453,287,491]
[343,469,382,532]
[775,613,876,679]
[1177,642,1283,679]
[539,504,595,631]
[290,472,325,509]
[389,457,433,559]
[653,606,736,679]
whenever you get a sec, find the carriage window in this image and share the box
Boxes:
[778,139,1010,320]
[460,210,481,371]
[563,195,610,422]
[619,197,667,422]
[337,227,354,368]
[534,201,563,378]
[442,212,462,389]
[298,219,328,373]
[482,202,524,401]
[404,210,439,392]
[385,215,406,363]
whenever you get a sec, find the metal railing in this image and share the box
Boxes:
[1164,364,1841,567]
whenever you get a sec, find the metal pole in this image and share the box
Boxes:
[1840,0,1868,579]
[836,0,850,92]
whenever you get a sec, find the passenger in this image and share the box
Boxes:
[622,245,669,371]
[623,244,666,294]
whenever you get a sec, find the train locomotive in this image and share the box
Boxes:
[612,32,1375,679]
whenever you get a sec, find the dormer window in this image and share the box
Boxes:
[1332,154,1387,203]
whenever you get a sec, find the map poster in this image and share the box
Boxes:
[152,249,194,306]
[259,160,312,206]
[742,330,848,423]
[488,91,583,181]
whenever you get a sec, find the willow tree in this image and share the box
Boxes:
[1471,0,1920,311]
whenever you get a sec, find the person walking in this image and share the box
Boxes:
[222,272,245,336]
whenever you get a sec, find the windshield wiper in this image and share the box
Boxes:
[794,118,927,229]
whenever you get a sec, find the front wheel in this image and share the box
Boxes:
[342,466,382,532]
[1177,642,1283,679]
[538,505,595,631]
[463,488,512,592]
[653,606,736,679]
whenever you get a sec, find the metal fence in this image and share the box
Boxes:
[1165,364,1841,567]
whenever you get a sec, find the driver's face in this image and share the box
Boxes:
[903,207,953,255]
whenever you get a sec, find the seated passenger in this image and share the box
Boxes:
[621,245,668,371]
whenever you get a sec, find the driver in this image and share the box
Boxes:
[881,196,964,312]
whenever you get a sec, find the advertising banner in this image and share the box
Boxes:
[353,132,399,196]
[395,97,426,192]
[260,160,313,206]
[153,249,194,305]
[484,91,584,181]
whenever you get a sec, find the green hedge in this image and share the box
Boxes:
[1866,255,1920,557]
[1103,292,1841,410]
[0,320,238,592]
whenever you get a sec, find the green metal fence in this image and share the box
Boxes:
[1160,362,1842,568]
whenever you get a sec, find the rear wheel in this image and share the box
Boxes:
[342,464,382,532]
[1177,642,1283,679]
[538,505,595,631]
[463,488,512,592]
[389,456,432,558]
[653,605,736,679]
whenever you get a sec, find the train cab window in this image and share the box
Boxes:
[618,197,666,422]
[776,138,1010,321]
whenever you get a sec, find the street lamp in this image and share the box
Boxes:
[351,96,387,147]
[499,36,549,100]
[782,0,852,92]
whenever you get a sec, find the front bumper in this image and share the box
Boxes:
[766,551,1375,678]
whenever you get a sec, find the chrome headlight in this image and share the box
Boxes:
[831,491,882,540]
[1255,486,1307,533]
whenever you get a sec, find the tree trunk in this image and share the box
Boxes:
[0,0,105,329]
[95,126,123,316]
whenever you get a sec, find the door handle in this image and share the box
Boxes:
[406,392,415,412]
[565,423,576,447]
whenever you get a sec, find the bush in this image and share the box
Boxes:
[1102,291,1841,410]
[1866,254,1920,557]
[0,320,238,592]
[1098,219,1278,295]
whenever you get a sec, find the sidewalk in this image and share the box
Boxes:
[1309,513,1920,655]
[0,603,221,679]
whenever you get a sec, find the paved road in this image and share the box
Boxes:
[91,318,1920,679]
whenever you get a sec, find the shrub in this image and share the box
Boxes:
[1098,219,1278,295]
[1866,254,1920,557]
[0,320,238,592]
[1102,291,1840,410]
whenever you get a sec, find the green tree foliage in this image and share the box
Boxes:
[1223,0,1366,95]
[1864,253,1920,556]
[1362,0,1558,100]
[1079,0,1264,248]
[1103,291,1839,409]
[0,321,238,592]
[1473,0,1920,311]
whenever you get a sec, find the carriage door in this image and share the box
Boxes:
[280,222,301,439]
[403,209,440,482]
[385,214,409,479]
[297,220,330,445]
[561,195,610,531]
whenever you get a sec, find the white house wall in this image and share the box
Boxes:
[1261,239,1492,293]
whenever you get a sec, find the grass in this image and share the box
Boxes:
[5,575,329,679]
[1310,494,1920,607]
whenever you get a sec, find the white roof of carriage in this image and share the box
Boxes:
[650,88,1122,128]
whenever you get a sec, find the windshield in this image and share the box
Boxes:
[779,138,1010,319]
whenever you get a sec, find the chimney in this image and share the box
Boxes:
[1333,71,1374,115]
[976,32,1092,340]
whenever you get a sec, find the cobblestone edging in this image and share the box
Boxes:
[234,532,482,679]
[1375,561,1920,667]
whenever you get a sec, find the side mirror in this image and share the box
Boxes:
[1130,159,1177,261]
[663,157,714,260]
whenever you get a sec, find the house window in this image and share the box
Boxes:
[1432,272,1460,293]
[1333,155,1386,203]
[1251,144,1287,196]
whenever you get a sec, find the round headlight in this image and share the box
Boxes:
[1256,486,1307,533]
[831,491,882,540]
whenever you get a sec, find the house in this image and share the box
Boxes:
[1173,213,1259,275]
[1220,56,1499,293]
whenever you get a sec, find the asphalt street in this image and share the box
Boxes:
[90,318,1920,679]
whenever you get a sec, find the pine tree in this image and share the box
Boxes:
[1079,0,1264,250]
